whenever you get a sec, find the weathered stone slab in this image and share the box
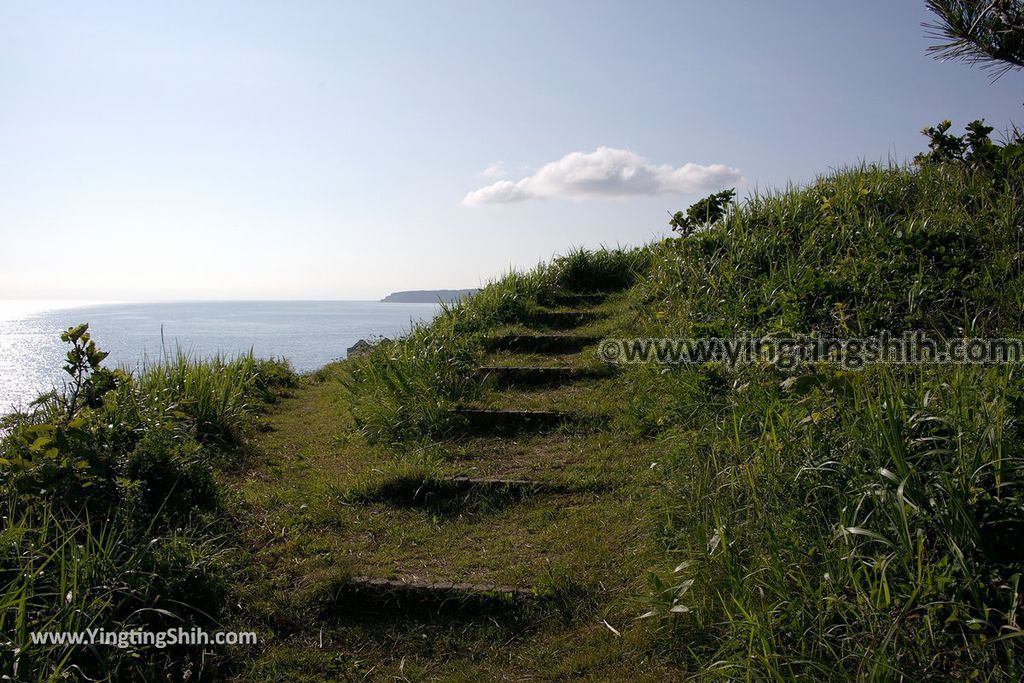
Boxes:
[332,576,535,617]
[477,365,607,387]
[486,334,599,354]
[541,291,610,307]
[364,474,566,508]
[448,408,577,434]
[528,310,602,329]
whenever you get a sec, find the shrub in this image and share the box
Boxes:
[119,427,219,522]
[668,188,736,237]
[0,327,295,680]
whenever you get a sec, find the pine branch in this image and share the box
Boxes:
[924,0,1024,80]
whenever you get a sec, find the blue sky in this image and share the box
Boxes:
[2,1,1022,300]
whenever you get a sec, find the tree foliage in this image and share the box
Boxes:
[925,0,1024,78]
[668,188,735,237]
[915,118,1024,180]
[59,323,125,417]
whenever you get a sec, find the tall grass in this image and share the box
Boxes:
[625,158,1024,677]
[134,350,292,447]
[635,364,1023,678]
[1,344,294,680]
[548,245,651,293]
[0,500,229,681]
[638,162,1024,337]
[335,155,1024,676]
[343,314,483,444]
[344,252,645,443]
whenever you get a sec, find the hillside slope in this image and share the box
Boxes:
[229,141,1024,679]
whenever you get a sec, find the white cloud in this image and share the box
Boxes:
[463,146,742,206]
[480,162,507,179]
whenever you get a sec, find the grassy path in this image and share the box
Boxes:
[226,293,673,680]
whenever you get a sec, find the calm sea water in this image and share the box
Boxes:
[0,300,441,412]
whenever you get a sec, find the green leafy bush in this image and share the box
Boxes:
[668,188,736,237]
[0,326,295,680]
[916,118,1024,179]
[120,427,219,522]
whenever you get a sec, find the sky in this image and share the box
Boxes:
[2,1,1023,301]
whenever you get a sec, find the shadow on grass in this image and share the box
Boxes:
[336,474,603,518]
[312,572,599,631]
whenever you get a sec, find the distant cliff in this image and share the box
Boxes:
[381,289,479,303]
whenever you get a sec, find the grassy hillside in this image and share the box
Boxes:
[5,122,1024,680]
[617,143,1024,677]
[230,129,1024,679]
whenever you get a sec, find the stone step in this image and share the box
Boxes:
[540,291,610,307]
[486,334,599,354]
[477,365,607,387]
[364,474,566,508]
[333,576,535,618]
[449,475,553,487]
[527,310,602,330]
[448,408,582,434]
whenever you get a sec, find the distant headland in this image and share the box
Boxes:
[381,289,480,303]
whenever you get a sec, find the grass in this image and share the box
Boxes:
[640,363,1024,677]
[0,348,295,681]
[342,251,641,444]
[618,155,1024,677]
[225,330,666,678]
[226,153,1024,679]
[7,137,1024,679]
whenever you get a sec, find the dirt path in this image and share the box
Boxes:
[227,294,673,680]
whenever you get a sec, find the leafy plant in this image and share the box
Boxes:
[0,327,295,680]
[57,323,126,417]
[668,188,736,237]
[914,118,1022,169]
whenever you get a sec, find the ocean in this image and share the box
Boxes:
[0,300,442,412]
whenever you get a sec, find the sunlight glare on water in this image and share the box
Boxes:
[0,300,440,413]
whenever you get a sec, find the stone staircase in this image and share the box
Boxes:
[333,290,613,616]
